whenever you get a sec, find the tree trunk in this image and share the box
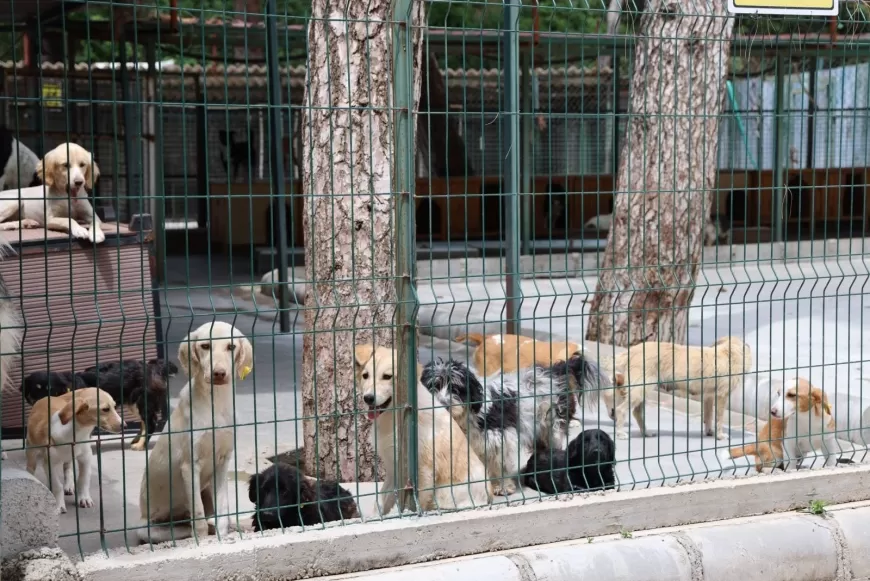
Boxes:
[585,0,734,348]
[302,0,425,481]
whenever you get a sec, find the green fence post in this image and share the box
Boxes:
[266,0,291,333]
[772,55,787,242]
[521,50,532,255]
[503,0,521,335]
[392,0,419,514]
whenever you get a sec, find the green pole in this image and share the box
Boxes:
[772,55,787,242]
[392,0,419,514]
[503,0,522,335]
[520,50,532,255]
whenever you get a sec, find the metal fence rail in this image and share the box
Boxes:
[0,0,868,564]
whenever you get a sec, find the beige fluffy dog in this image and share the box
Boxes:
[355,344,491,514]
[138,322,253,543]
[611,336,752,440]
[0,142,104,243]
[456,332,580,378]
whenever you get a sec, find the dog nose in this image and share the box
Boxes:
[363,393,375,406]
[73,178,85,187]
[213,369,227,381]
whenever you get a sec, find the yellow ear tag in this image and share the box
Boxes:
[240,365,252,380]
[823,402,832,415]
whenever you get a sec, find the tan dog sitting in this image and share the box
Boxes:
[456,333,581,377]
[355,344,491,514]
[26,388,124,513]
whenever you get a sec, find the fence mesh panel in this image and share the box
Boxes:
[0,0,867,565]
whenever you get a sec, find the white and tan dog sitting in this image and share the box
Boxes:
[770,377,839,470]
[610,336,752,440]
[355,344,491,515]
[26,387,124,513]
[138,322,253,543]
[0,142,104,243]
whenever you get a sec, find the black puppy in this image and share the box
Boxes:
[20,371,90,406]
[522,429,616,494]
[81,358,178,450]
[249,463,359,532]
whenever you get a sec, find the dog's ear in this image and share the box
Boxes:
[86,157,100,190]
[58,397,89,425]
[178,331,199,376]
[812,389,833,417]
[235,336,254,380]
[613,372,626,387]
[354,344,374,372]
[35,157,53,189]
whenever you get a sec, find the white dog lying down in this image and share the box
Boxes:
[0,142,104,243]
[138,322,253,543]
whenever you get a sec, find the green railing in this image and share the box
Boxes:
[0,0,867,567]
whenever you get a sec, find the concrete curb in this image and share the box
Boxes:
[1,468,58,559]
[78,463,870,581]
[326,508,867,581]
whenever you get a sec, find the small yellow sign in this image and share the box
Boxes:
[728,0,837,15]
[41,82,63,108]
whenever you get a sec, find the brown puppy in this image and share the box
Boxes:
[725,417,785,473]
[26,388,124,514]
[456,333,581,377]
[611,336,752,440]
[356,344,491,514]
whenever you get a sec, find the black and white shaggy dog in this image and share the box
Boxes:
[80,358,179,451]
[20,371,90,406]
[0,127,40,190]
[248,463,359,532]
[522,429,616,494]
[421,352,609,496]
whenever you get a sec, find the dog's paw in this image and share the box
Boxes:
[71,225,90,239]
[616,431,629,440]
[64,485,75,496]
[716,432,728,441]
[78,496,94,508]
[493,482,517,496]
[643,430,657,438]
[193,523,210,538]
[130,439,146,452]
[57,503,67,514]
[20,219,40,229]
[89,228,106,244]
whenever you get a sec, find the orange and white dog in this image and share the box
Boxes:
[771,377,838,470]
[723,416,785,473]
[455,333,581,378]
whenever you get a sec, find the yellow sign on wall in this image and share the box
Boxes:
[41,82,63,108]
[728,0,837,15]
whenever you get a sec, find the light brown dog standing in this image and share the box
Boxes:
[611,336,752,440]
[456,333,581,377]
[26,388,124,513]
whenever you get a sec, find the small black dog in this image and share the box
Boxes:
[248,463,359,532]
[522,429,616,494]
[20,371,90,406]
[81,358,179,450]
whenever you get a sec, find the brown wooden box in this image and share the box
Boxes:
[0,225,158,431]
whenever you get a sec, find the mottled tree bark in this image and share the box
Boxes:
[302,0,425,481]
[586,1,734,347]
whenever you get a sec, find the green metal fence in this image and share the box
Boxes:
[0,0,869,564]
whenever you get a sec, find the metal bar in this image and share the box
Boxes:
[265,0,290,334]
[503,0,521,336]
[806,57,818,170]
[195,80,208,229]
[520,50,532,255]
[391,0,418,515]
[119,36,140,220]
[146,40,165,284]
[772,54,786,242]
[611,54,620,178]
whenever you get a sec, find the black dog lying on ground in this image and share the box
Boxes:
[21,359,178,451]
[20,371,90,406]
[248,463,359,532]
[522,428,617,494]
[81,358,178,451]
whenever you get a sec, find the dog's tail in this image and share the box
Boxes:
[455,333,486,346]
